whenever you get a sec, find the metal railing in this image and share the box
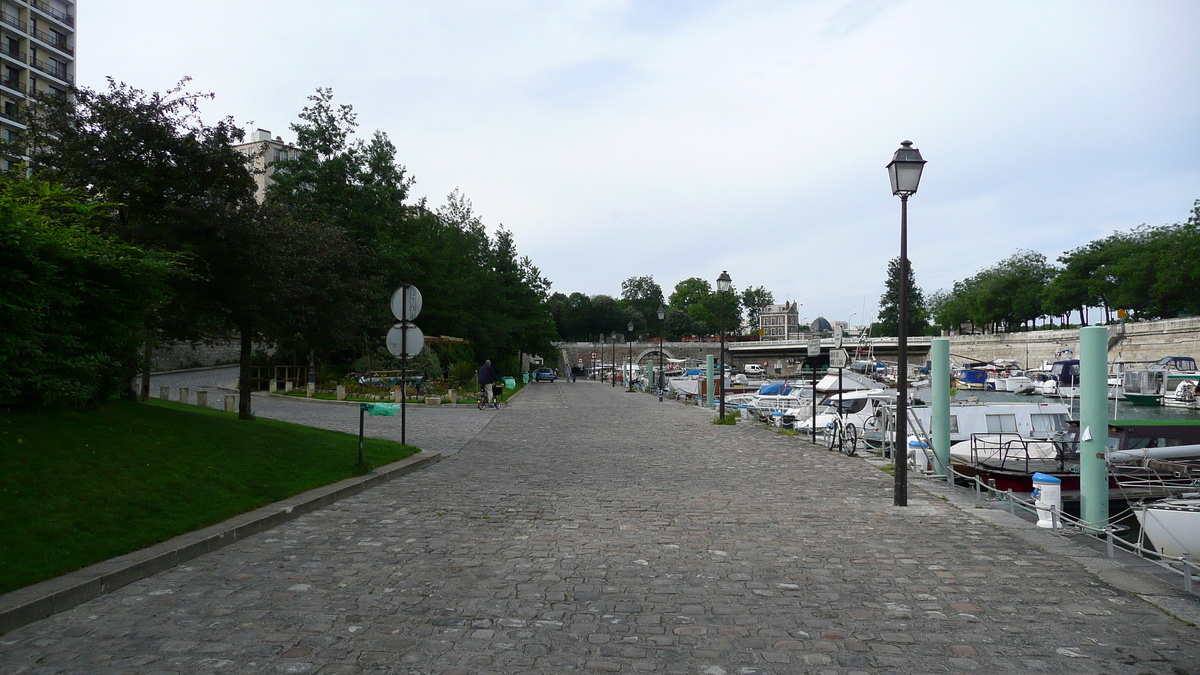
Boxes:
[30,26,71,54]
[0,13,25,32]
[30,57,70,83]
[0,43,25,63]
[936,465,1200,595]
[0,78,24,93]
[28,0,73,26]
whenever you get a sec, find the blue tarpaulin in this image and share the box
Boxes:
[757,382,793,396]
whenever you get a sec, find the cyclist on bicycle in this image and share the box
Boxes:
[478,359,500,406]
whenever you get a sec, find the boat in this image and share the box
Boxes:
[1035,359,1080,398]
[1120,356,1200,407]
[1133,498,1200,558]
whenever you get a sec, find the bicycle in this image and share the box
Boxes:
[477,383,504,410]
[824,416,859,456]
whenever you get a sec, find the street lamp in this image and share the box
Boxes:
[627,321,635,391]
[611,331,619,387]
[886,140,926,507]
[657,305,666,402]
[599,333,605,381]
[716,270,732,420]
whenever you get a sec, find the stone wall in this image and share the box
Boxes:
[557,341,723,369]
[945,317,1200,368]
[152,338,274,371]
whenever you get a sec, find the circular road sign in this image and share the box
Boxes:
[386,322,424,357]
[390,285,423,322]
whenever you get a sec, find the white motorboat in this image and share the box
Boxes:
[1134,498,1200,559]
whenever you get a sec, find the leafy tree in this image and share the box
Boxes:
[875,257,927,337]
[0,177,179,406]
[740,286,775,332]
[620,275,664,333]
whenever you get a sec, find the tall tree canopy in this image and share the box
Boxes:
[875,257,927,337]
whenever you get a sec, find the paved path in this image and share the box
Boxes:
[3,380,1200,673]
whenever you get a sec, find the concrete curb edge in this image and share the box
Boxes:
[0,451,443,636]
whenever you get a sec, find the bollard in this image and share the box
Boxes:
[988,478,997,500]
[1183,554,1193,594]
[1050,505,1059,534]
[306,382,315,398]
[1006,489,1014,516]
[336,384,346,401]
[448,388,458,404]
[270,378,277,393]
[179,387,189,404]
[975,477,981,501]
[160,386,170,400]
[224,395,235,413]
[1106,527,1115,558]
[285,381,293,392]
[197,390,208,407]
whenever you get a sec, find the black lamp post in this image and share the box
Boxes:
[627,321,635,391]
[657,305,666,402]
[611,331,619,387]
[599,333,605,381]
[716,270,732,419]
[886,140,926,507]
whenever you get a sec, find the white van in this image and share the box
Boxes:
[743,364,765,376]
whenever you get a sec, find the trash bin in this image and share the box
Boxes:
[1032,472,1062,528]
[503,377,516,389]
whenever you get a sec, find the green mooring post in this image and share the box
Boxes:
[1080,325,1110,528]
[932,338,951,477]
[706,354,715,409]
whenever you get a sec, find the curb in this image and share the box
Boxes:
[0,451,443,636]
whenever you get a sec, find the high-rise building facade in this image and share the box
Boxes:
[0,0,75,170]
[232,128,297,203]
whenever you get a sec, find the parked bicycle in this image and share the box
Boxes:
[824,416,859,456]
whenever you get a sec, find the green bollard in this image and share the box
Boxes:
[706,354,715,409]
[1079,326,1110,528]
[932,338,951,477]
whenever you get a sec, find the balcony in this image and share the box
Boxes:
[0,108,25,125]
[0,78,25,94]
[28,0,73,27]
[31,57,70,83]
[31,26,71,54]
[0,13,26,32]
[0,44,26,64]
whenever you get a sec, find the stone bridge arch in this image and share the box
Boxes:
[634,347,676,363]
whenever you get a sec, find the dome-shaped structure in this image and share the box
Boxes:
[811,317,833,334]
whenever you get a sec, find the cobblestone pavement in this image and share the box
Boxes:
[4,380,1200,673]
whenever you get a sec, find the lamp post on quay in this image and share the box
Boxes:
[611,331,619,387]
[599,333,605,381]
[716,271,732,420]
[627,321,635,391]
[662,303,672,398]
[886,140,926,507]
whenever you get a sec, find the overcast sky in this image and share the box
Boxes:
[80,1,1199,326]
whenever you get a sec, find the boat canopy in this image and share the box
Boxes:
[1151,356,1198,371]
[757,382,793,396]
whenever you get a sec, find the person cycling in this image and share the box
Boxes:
[478,359,501,406]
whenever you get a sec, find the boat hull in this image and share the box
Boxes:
[1121,393,1163,406]
[1134,500,1200,558]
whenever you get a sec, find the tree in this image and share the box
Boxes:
[620,275,665,333]
[0,177,179,406]
[740,286,775,332]
[875,257,927,337]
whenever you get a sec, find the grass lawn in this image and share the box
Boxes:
[0,398,417,595]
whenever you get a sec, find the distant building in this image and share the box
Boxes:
[0,0,76,171]
[759,302,800,340]
[232,128,297,202]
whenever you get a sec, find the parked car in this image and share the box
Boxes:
[534,367,557,382]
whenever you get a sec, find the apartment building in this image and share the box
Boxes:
[232,128,297,203]
[0,0,74,170]
[759,301,800,340]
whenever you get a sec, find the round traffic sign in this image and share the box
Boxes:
[390,285,423,321]
[386,322,424,357]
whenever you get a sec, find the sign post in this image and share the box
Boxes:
[830,348,848,452]
[388,285,423,445]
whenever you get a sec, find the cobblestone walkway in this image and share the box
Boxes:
[3,380,1199,673]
